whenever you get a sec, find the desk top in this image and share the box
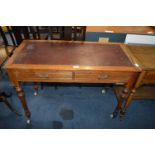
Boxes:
[13,40,132,66]
[126,45,155,70]
[5,40,138,71]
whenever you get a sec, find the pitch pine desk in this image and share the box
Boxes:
[4,40,140,122]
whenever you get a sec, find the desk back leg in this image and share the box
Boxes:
[33,82,39,96]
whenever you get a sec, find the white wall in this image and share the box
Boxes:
[125,34,155,45]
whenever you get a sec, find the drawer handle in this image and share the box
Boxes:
[98,74,109,80]
[36,73,49,78]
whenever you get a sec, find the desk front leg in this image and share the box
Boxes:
[120,89,136,114]
[15,84,31,121]
[111,86,128,118]
[6,70,31,121]
[119,72,139,118]
[120,71,144,116]
[111,72,139,118]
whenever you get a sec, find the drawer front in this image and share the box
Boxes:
[142,71,155,84]
[12,70,73,82]
[11,69,134,84]
[74,71,133,83]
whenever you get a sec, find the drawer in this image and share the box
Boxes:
[74,71,133,83]
[12,69,73,82]
[142,71,155,84]
[11,69,135,84]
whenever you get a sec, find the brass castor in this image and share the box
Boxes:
[119,110,126,121]
[101,89,106,94]
[34,91,38,96]
[26,119,31,124]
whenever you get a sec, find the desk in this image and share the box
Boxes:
[115,45,155,115]
[4,40,139,122]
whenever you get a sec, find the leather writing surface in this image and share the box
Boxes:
[13,41,133,67]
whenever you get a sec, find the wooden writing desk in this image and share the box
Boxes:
[4,40,140,122]
[115,45,155,115]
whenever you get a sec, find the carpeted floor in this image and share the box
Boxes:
[0,73,155,129]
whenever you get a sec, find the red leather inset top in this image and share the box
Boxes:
[13,41,133,67]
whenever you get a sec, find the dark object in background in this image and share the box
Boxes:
[11,26,86,45]
[0,92,21,116]
[0,26,16,67]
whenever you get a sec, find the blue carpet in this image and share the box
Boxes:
[0,73,155,129]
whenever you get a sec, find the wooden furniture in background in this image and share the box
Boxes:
[0,26,16,72]
[0,27,20,116]
[4,40,140,123]
[0,26,16,47]
[0,91,21,116]
[0,26,16,58]
[86,26,155,35]
[63,26,86,40]
[11,26,42,45]
[10,26,86,45]
[115,45,155,116]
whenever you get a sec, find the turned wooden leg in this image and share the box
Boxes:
[15,86,31,119]
[118,72,139,119]
[33,82,39,96]
[120,89,136,117]
[111,88,129,118]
